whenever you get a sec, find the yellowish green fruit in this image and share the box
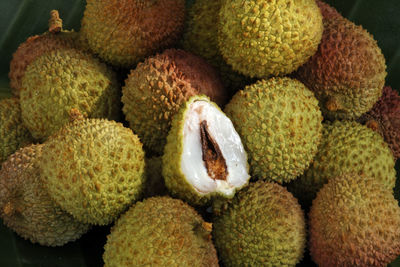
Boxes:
[213,181,306,266]
[218,0,323,78]
[0,98,33,164]
[310,174,400,267]
[0,144,90,246]
[9,10,83,96]
[103,196,218,267]
[40,118,145,225]
[20,48,120,141]
[80,0,185,68]
[224,77,323,182]
[163,95,250,206]
[287,121,396,208]
[182,0,252,94]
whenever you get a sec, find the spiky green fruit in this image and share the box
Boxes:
[9,10,83,96]
[80,0,185,68]
[103,196,218,267]
[0,98,33,164]
[20,48,120,141]
[287,121,396,208]
[310,174,400,267]
[182,0,252,94]
[213,181,306,266]
[0,144,90,246]
[225,77,323,183]
[218,0,323,78]
[40,118,145,225]
[163,95,250,206]
[295,16,386,120]
[122,49,227,155]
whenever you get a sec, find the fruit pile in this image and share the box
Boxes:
[1,0,400,266]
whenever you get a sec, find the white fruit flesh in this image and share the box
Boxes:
[181,100,249,196]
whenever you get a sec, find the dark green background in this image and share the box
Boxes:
[0,0,399,266]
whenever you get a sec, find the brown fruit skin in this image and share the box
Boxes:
[103,196,218,267]
[0,98,33,164]
[309,174,400,267]
[316,0,342,21]
[358,86,400,159]
[295,16,386,120]
[0,144,90,246]
[80,0,185,68]
[122,49,227,155]
[9,30,80,96]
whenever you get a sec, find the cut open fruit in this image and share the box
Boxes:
[163,95,250,206]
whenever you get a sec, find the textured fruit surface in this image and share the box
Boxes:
[80,0,185,68]
[0,98,33,164]
[40,119,145,225]
[162,95,249,206]
[358,86,400,159]
[144,156,167,197]
[218,0,323,78]
[296,16,386,120]
[103,196,218,267]
[309,174,400,267]
[182,0,252,94]
[20,48,120,141]
[9,30,79,96]
[287,120,396,208]
[213,181,306,266]
[0,145,90,246]
[122,49,227,155]
[224,77,323,183]
[316,0,342,20]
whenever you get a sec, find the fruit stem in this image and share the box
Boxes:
[49,10,63,33]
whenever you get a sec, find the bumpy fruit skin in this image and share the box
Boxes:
[80,0,185,68]
[225,78,322,183]
[309,174,400,267]
[182,0,252,95]
[0,98,33,164]
[103,196,218,267]
[0,145,90,246]
[20,48,120,141]
[9,30,79,96]
[316,0,342,20]
[144,156,167,197]
[295,16,386,120]
[122,49,227,155]
[287,121,396,208]
[40,119,145,225]
[358,86,400,159]
[218,0,323,78]
[213,181,306,266]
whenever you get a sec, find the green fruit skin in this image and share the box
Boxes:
[40,118,145,225]
[103,196,218,267]
[218,0,323,78]
[224,77,323,183]
[213,181,306,266]
[163,95,248,206]
[182,0,253,95]
[20,48,121,142]
[0,144,90,246]
[309,174,400,267]
[287,121,396,208]
[0,98,33,164]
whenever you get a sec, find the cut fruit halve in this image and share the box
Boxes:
[162,95,250,206]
